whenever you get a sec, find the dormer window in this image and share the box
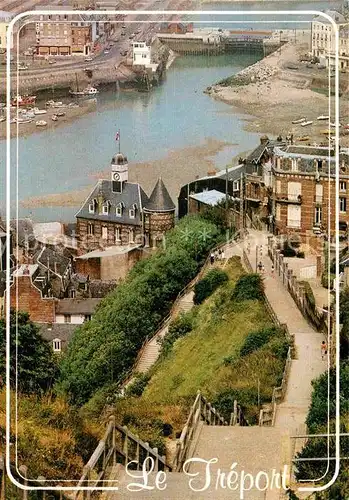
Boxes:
[89,199,97,214]
[129,204,137,219]
[116,202,125,217]
[53,338,61,352]
[102,201,110,215]
[233,180,239,192]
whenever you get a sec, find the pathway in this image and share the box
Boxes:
[133,291,195,374]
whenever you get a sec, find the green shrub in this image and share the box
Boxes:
[282,241,297,257]
[296,251,305,258]
[266,337,290,361]
[232,274,264,302]
[240,326,278,357]
[212,387,261,422]
[299,281,316,310]
[193,268,229,305]
[321,271,335,289]
[159,312,194,357]
[126,373,151,397]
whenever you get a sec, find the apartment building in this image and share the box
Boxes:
[311,10,347,67]
[272,145,349,240]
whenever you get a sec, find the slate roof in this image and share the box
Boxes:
[190,190,227,206]
[38,323,77,349]
[75,180,149,226]
[144,177,175,212]
[312,10,346,24]
[36,247,71,277]
[56,298,101,315]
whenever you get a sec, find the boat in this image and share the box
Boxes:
[69,74,99,97]
[11,94,36,107]
[52,102,66,108]
[329,122,341,127]
[56,111,65,117]
[68,102,79,108]
[15,117,33,124]
[0,116,6,122]
[35,120,47,127]
[34,107,47,115]
[292,117,306,124]
[301,120,313,127]
[297,135,310,141]
[317,115,329,120]
[321,129,335,135]
[46,100,64,108]
[69,86,99,97]
[52,114,58,121]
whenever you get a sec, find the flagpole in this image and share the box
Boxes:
[118,129,121,154]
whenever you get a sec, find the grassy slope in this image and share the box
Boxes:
[142,256,285,417]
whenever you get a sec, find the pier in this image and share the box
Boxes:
[156,28,290,56]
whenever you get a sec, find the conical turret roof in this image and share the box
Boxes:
[145,177,175,212]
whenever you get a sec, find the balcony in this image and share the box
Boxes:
[275,193,302,204]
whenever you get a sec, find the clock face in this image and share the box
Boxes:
[113,172,120,181]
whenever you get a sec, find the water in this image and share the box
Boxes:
[191,0,342,30]
[2,52,262,222]
[1,0,343,222]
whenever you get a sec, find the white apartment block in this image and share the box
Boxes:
[311,10,347,68]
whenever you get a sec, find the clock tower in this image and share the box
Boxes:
[111,153,128,193]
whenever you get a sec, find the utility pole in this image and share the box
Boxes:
[225,166,229,235]
[255,245,259,273]
[239,172,244,233]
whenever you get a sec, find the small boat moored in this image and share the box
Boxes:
[56,111,65,117]
[52,114,58,121]
[301,120,313,127]
[292,117,306,124]
[36,120,47,127]
[34,107,47,115]
[317,115,329,120]
[297,135,310,142]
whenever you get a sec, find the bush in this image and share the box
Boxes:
[159,312,194,357]
[321,271,335,289]
[126,373,151,397]
[232,274,264,302]
[282,241,297,257]
[58,215,221,406]
[296,251,305,258]
[240,326,279,357]
[193,268,228,305]
[212,387,260,422]
[267,337,290,361]
[300,281,316,310]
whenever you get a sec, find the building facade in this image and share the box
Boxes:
[0,11,13,51]
[272,145,349,240]
[132,42,151,66]
[311,10,347,66]
[76,152,175,257]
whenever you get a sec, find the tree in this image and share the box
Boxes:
[0,311,58,395]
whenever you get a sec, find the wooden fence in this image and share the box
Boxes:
[172,391,228,473]
[74,416,172,499]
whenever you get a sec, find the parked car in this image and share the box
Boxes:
[48,59,56,64]
[104,49,110,54]
[85,56,93,62]
[18,65,29,70]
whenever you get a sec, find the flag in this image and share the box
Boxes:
[115,131,120,141]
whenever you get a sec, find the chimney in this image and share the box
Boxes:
[54,262,58,275]
[207,170,217,177]
[22,265,30,275]
[260,135,269,145]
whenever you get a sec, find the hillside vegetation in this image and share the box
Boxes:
[100,257,290,455]
[58,215,222,406]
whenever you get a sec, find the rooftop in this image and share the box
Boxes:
[189,190,227,207]
[76,244,142,260]
[38,323,77,345]
[55,298,101,315]
[13,264,39,277]
[144,177,175,212]
[312,10,346,25]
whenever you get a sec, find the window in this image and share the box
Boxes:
[129,208,135,218]
[115,227,121,242]
[276,180,281,194]
[84,315,91,322]
[53,339,61,352]
[129,229,134,244]
[64,314,71,324]
[87,223,94,235]
[291,159,298,172]
[116,203,124,217]
[70,289,76,298]
[315,206,322,225]
[102,226,108,239]
[233,180,239,191]
[315,184,323,203]
[89,199,96,213]
[276,204,281,221]
[287,181,301,201]
[340,181,347,192]
[340,197,347,213]
[287,205,301,228]
[102,203,109,215]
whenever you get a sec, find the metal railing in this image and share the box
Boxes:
[172,391,228,473]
